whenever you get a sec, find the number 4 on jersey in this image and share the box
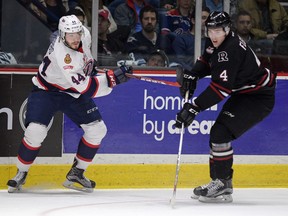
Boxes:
[220,70,228,81]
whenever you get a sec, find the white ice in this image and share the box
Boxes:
[1,188,288,216]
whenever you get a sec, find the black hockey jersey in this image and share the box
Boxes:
[191,31,275,111]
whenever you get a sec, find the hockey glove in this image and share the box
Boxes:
[106,65,133,87]
[85,59,98,76]
[90,68,99,76]
[174,103,200,128]
[90,59,99,76]
[180,70,198,99]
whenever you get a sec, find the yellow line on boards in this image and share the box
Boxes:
[1,164,288,189]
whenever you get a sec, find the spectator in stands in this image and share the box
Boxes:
[30,0,67,31]
[146,49,169,67]
[161,0,195,35]
[98,9,125,66]
[234,10,254,43]
[69,8,85,23]
[107,0,125,16]
[233,10,265,53]
[99,0,117,33]
[238,0,288,55]
[272,27,288,55]
[0,50,17,64]
[74,0,92,28]
[113,0,147,38]
[125,5,170,63]
[75,0,117,33]
[160,0,177,10]
[171,6,210,70]
[146,0,160,9]
[108,0,157,16]
[68,0,78,9]
[108,0,160,15]
[50,8,85,43]
[238,0,288,40]
[203,0,223,12]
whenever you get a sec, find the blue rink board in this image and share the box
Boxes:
[63,77,288,155]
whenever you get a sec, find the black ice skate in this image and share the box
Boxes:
[63,166,96,193]
[7,169,28,193]
[191,178,233,203]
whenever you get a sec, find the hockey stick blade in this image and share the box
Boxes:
[125,73,180,87]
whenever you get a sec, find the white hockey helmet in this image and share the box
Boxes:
[58,15,83,42]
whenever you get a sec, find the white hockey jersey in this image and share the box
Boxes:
[32,26,112,98]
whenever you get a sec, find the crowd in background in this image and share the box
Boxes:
[1,0,288,72]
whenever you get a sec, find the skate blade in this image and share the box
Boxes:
[63,180,94,193]
[198,194,233,203]
[190,194,200,199]
[7,185,22,193]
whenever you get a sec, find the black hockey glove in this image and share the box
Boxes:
[174,103,200,128]
[90,59,99,76]
[106,65,133,87]
[90,68,98,76]
[180,70,198,99]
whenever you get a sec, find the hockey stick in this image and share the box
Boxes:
[170,90,189,207]
[125,73,180,87]
[95,68,180,87]
[127,66,184,87]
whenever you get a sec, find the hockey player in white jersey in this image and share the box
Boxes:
[7,15,132,193]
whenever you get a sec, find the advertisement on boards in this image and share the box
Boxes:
[63,77,288,155]
[0,74,62,157]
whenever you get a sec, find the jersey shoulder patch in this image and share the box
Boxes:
[64,54,72,64]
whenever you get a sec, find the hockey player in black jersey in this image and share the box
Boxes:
[174,11,276,203]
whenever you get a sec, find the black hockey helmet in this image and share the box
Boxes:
[205,11,231,29]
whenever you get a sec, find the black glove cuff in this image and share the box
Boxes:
[184,103,200,115]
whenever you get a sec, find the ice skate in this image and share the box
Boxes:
[191,178,233,203]
[7,169,28,193]
[63,166,96,193]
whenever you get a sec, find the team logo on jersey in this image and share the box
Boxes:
[64,54,72,64]
[218,51,228,62]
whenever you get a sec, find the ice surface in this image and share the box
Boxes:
[1,188,288,216]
